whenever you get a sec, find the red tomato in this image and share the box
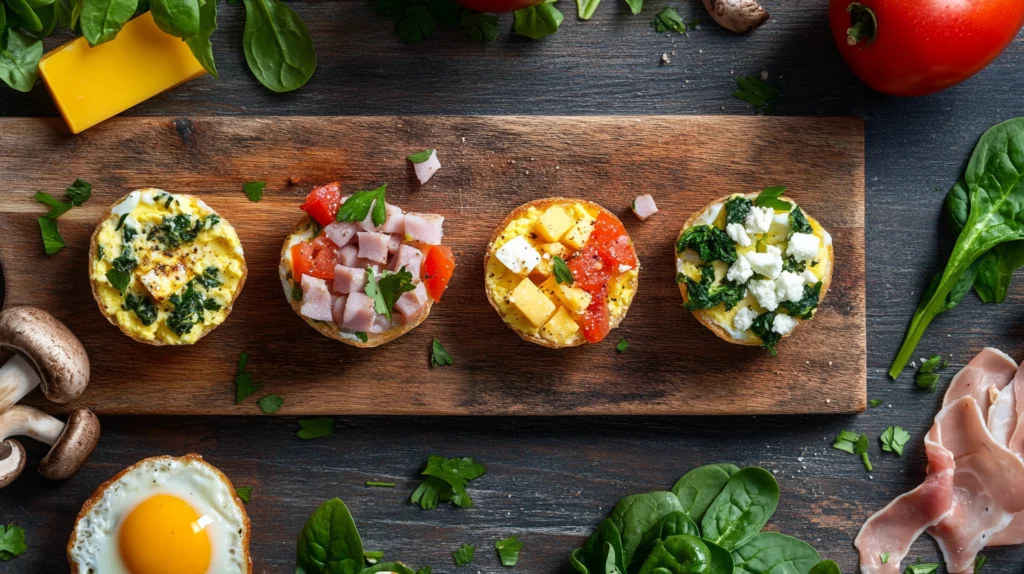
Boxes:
[291,236,337,281]
[589,212,638,269]
[456,0,542,12]
[828,0,1024,96]
[567,245,611,293]
[300,182,342,227]
[420,245,456,303]
[579,286,610,343]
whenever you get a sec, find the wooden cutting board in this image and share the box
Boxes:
[0,116,865,415]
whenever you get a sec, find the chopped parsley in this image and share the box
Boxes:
[407,149,434,163]
[616,338,629,353]
[750,312,781,356]
[869,399,883,408]
[725,195,752,225]
[411,455,486,510]
[880,426,910,456]
[675,225,738,263]
[495,536,523,567]
[905,563,940,574]
[431,339,454,367]
[880,552,890,564]
[37,217,65,255]
[553,256,574,285]
[366,267,416,321]
[834,430,872,471]
[336,184,387,226]
[235,487,252,503]
[35,191,72,219]
[651,7,695,34]
[122,293,158,326]
[292,283,303,302]
[242,181,266,202]
[233,352,263,404]
[355,331,369,343]
[65,179,92,205]
[916,354,947,392]
[452,543,475,567]
[753,186,791,211]
[151,214,208,250]
[257,394,283,413]
[297,417,335,439]
[735,76,779,114]
[366,481,397,488]
[0,524,27,560]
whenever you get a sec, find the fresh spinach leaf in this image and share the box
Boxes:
[395,4,436,43]
[38,216,65,254]
[80,0,137,45]
[241,0,315,92]
[185,0,218,78]
[35,191,71,219]
[571,519,626,574]
[676,226,738,263]
[5,0,43,33]
[452,544,475,567]
[0,523,26,560]
[731,533,820,574]
[636,535,710,574]
[634,511,699,566]
[749,312,780,357]
[701,467,779,551]
[105,269,131,294]
[513,0,562,39]
[297,417,334,439]
[608,491,685,565]
[151,0,200,37]
[671,463,740,522]
[703,540,734,574]
[945,179,970,233]
[725,196,752,225]
[973,241,1024,303]
[0,29,42,92]
[576,0,598,20]
[296,498,364,573]
[808,560,841,574]
[495,536,523,567]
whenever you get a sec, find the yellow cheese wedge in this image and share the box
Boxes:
[39,12,206,134]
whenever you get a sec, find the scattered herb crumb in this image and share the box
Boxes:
[880,552,890,564]
[242,181,266,202]
[452,543,476,567]
[905,562,940,574]
[431,339,454,367]
[869,399,883,408]
[880,426,910,456]
[407,149,434,163]
[833,430,872,471]
[297,417,335,439]
[366,481,397,488]
[616,339,629,353]
[235,487,252,503]
[495,536,523,567]
[257,394,284,414]
[916,354,946,392]
[0,524,26,560]
[365,550,384,564]
[734,75,779,114]
[411,455,486,510]
[651,7,697,34]
[975,555,987,574]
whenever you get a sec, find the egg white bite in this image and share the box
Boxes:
[484,197,640,348]
[676,192,834,352]
[67,454,251,574]
[88,189,247,345]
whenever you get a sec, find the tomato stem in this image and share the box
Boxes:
[845,2,877,46]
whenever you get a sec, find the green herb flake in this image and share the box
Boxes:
[407,149,434,163]
[0,524,27,561]
[38,217,66,255]
[235,487,252,503]
[495,536,523,567]
[915,354,946,392]
[366,267,416,321]
[364,550,385,564]
[651,7,686,34]
[616,338,629,353]
[336,184,387,226]
[906,562,941,574]
[974,555,987,574]
[880,426,910,456]
[880,552,890,564]
[355,331,369,343]
[834,429,875,470]
[411,455,486,510]
[553,256,574,285]
[366,481,397,488]
[242,181,266,202]
[431,338,454,367]
[735,75,780,114]
[234,352,264,404]
[869,399,883,408]
[753,186,792,212]
[35,191,72,219]
[452,543,476,567]
[257,394,283,413]
[513,1,562,40]
[750,312,781,356]
[292,282,303,302]
[297,417,335,439]
[65,179,92,206]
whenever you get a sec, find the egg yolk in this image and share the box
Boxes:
[118,494,212,574]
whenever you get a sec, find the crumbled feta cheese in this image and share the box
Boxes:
[726,223,752,247]
[744,205,773,235]
[787,232,820,262]
[746,245,783,279]
[772,313,798,335]
[726,254,753,283]
[748,279,778,311]
[775,271,804,303]
[733,306,758,332]
[495,236,541,275]
[800,269,819,285]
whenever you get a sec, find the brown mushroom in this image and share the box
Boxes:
[701,0,768,33]
[0,405,100,485]
[0,307,90,413]
[0,440,26,488]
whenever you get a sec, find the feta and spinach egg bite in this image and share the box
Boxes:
[67,454,251,574]
[88,189,247,345]
[280,182,456,348]
[484,198,639,348]
[676,189,833,355]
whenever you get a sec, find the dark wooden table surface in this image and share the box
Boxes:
[2,1,1024,572]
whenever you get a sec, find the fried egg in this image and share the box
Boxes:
[67,454,251,574]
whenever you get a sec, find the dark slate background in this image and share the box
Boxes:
[2,0,1024,571]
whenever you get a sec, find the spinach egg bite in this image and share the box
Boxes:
[676,190,833,355]
[88,189,247,345]
[484,198,639,348]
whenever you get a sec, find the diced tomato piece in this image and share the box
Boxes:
[291,243,316,280]
[300,182,342,227]
[580,286,611,343]
[588,212,638,269]
[567,244,612,293]
[291,236,337,281]
[420,245,456,302]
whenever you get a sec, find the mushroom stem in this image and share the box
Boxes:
[0,405,65,445]
[0,354,42,414]
[0,405,100,484]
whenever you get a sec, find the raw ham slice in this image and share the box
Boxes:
[943,348,1017,411]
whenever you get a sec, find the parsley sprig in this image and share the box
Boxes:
[452,543,476,567]
[916,354,947,392]
[337,184,387,227]
[553,256,574,285]
[366,267,416,321]
[0,523,27,560]
[880,426,910,456]
[753,186,791,212]
[431,339,454,367]
[34,178,92,254]
[411,455,486,510]
[833,430,872,471]
[243,181,266,202]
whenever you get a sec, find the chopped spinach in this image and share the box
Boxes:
[676,225,738,263]
[683,264,746,311]
[732,533,821,574]
[671,463,740,522]
[779,282,821,319]
[749,312,780,356]
[122,293,158,325]
[197,266,221,289]
[152,214,205,250]
[725,195,752,225]
[167,279,209,336]
[915,354,946,392]
[235,486,251,503]
[233,351,263,403]
[789,206,812,235]
[782,256,806,273]
[241,0,316,92]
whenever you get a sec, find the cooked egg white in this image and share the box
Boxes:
[67,454,250,574]
[89,189,246,345]
[485,200,639,347]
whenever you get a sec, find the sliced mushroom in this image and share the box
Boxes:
[0,440,25,488]
[0,405,100,485]
[0,307,90,413]
[701,0,768,33]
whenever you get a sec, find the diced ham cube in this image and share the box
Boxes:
[411,149,441,184]
[331,295,348,325]
[299,275,333,322]
[324,222,358,248]
[357,231,390,264]
[341,291,376,332]
[333,265,368,294]
[632,194,658,221]
[369,313,393,333]
[391,244,423,281]
[381,203,405,234]
[394,282,429,321]
[355,260,381,273]
[357,206,378,232]
[403,213,444,245]
[337,245,358,267]
[388,235,402,255]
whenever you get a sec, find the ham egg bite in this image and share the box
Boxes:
[484,198,639,348]
[67,454,251,574]
[676,190,833,355]
[280,182,456,347]
[89,189,247,345]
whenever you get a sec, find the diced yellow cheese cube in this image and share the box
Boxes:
[563,213,596,251]
[539,276,593,315]
[38,12,207,134]
[510,277,557,327]
[535,206,576,243]
[539,242,569,258]
[541,307,580,343]
[533,257,553,277]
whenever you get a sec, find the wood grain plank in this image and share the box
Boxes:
[0,115,864,415]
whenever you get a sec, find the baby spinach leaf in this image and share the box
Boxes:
[892,118,1024,377]
[702,540,734,574]
[296,498,364,574]
[671,463,740,522]
[5,0,43,32]
[945,179,970,233]
[636,535,710,574]
[808,560,841,574]
[185,0,218,78]
[634,511,699,567]
[701,468,779,551]
[513,0,562,39]
[0,29,43,92]
[571,519,626,574]
[80,0,137,45]
[151,0,200,37]
[608,491,684,565]
[730,533,820,574]
[973,241,1024,303]
[242,0,315,92]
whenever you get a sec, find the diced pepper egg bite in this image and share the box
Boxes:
[485,199,639,348]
